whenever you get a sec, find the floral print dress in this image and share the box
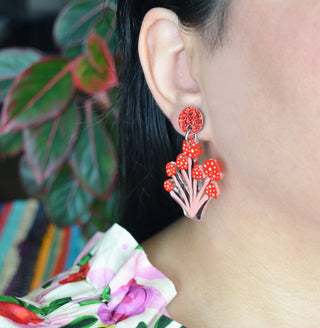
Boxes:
[0,224,186,328]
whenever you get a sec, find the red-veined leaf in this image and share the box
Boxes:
[19,155,57,197]
[71,35,118,94]
[90,188,119,227]
[0,129,23,157]
[53,0,115,49]
[1,58,74,134]
[91,10,118,54]
[23,101,80,184]
[0,48,42,101]
[69,101,117,199]
[87,34,114,72]
[101,102,118,148]
[62,44,83,60]
[79,183,119,235]
[61,6,118,60]
[45,164,94,227]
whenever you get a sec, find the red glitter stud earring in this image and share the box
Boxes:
[163,106,223,220]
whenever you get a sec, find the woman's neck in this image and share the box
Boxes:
[142,178,320,327]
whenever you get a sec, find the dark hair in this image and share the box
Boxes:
[117,0,230,242]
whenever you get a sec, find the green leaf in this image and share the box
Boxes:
[19,155,57,197]
[42,279,53,289]
[40,297,72,316]
[25,304,42,315]
[1,58,74,134]
[88,35,109,71]
[0,129,23,157]
[54,0,115,49]
[77,252,93,266]
[62,44,83,59]
[61,315,98,328]
[78,210,92,225]
[136,322,148,328]
[72,55,104,94]
[101,285,111,301]
[89,188,119,229]
[0,296,27,309]
[101,103,118,148]
[155,316,173,328]
[71,34,118,94]
[23,101,80,184]
[78,299,103,306]
[92,10,118,55]
[71,56,117,94]
[78,212,102,239]
[92,14,112,39]
[45,164,94,226]
[0,295,20,305]
[69,101,117,198]
[0,48,42,101]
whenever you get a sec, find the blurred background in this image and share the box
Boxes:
[0,0,119,297]
[0,0,65,51]
[0,0,65,201]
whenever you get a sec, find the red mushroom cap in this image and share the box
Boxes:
[164,179,174,192]
[182,138,202,159]
[203,159,222,181]
[204,182,218,199]
[192,165,203,180]
[166,162,177,177]
[176,154,188,170]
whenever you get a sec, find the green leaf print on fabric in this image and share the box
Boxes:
[78,252,93,266]
[25,297,72,316]
[79,299,104,306]
[61,315,98,328]
[0,296,22,306]
[155,315,173,328]
[135,245,144,251]
[42,279,53,289]
[42,297,72,316]
[0,296,28,310]
[0,224,185,328]
[26,304,43,315]
[101,285,111,301]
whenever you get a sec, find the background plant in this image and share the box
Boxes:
[0,0,119,233]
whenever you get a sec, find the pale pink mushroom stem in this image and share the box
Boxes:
[172,175,189,204]
[196,177,211,202]
[170,190,188,211]
[188,157,192,183]
[193,178,198,204]
[181,170,190,193]
[197,194,210,209]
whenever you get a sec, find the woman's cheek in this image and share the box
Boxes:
[235,1,320,107]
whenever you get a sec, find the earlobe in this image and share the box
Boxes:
[138,8,202,133]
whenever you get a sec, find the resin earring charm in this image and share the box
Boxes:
[163,106,223,220]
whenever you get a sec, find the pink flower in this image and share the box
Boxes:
[98,279,154,324]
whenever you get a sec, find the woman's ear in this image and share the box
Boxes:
[138,8,202,135]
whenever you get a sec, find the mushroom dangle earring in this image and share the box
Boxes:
[163,106,223,220]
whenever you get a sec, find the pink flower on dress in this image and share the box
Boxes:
[98,278,154,324]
